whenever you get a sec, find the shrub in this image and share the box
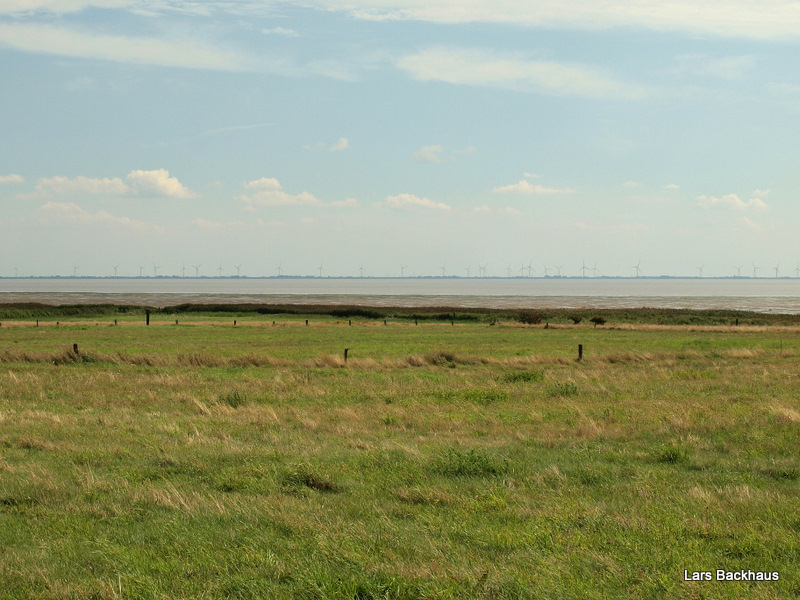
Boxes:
[590,316,606,327]
[656,445,690,464]
[518,310,544,325]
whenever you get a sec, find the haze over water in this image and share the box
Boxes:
[1,278,799,314]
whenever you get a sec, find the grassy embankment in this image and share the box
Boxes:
[1,304,800,599]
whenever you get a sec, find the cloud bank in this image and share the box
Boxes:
[31,169,195,199]
[397,48,646,99]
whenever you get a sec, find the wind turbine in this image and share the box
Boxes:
[479,263,488,277]
[193,264,201,277]
[181,264,186,278]
[697,265,704,278]
[317,262,324,278]
[795,263,800,278]
[752,263,760,278]
[73,266,79,278]
[592,263,599,277]
[466,265,472,278]
[580,260,588,278]
[506,264,512,278]
[276,263,283,277]
[112,265,119,277]
[440,265,447,277]
[632,262,642,278]
[217,264,224,277]
[734,265,742,278]
[774,264,780,278]
[234,264,241,277]
[526,260,534,278]
[153,264,160,277]
[543,265,550,277]
[400,265,407,278]
[554,265,564,277]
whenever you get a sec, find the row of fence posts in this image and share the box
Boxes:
[13,310,588,362]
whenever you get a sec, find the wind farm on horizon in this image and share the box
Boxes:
[3,261,800,280]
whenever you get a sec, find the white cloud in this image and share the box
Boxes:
[7,1,800,40]
[397,47,646,99]
[740,217,764,231]
[384,193,451,211]
[262,26,299,37]
[697,192,769,211]
[28,169,194,199]
[412,145,445,163]
[0,174,24,184]
[34,175,129,196]
[240,178,321,207]
[623,181,640,188]
[492,179,574,195]
[37,201,158,231]
[0,23,247,71]
[0,1,130,14]
[329,137,350,151]
[126,169,195,199]
[238,177,356,208]
[665,183,681,189]
[310,0,800,40]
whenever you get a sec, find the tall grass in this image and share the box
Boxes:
[1,311,799,598]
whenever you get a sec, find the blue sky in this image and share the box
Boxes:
[2,0,800,278]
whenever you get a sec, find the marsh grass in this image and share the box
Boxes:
[1,309,800,598]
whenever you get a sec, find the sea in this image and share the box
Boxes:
[1,277,799,314]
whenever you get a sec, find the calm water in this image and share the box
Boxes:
[1,277,799,313]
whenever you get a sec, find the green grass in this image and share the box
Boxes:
[1,307,800,598]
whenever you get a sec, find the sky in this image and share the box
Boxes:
[2,1,800,278]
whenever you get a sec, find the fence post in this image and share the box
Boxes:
[578,344,583,361]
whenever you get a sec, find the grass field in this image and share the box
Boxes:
[1,306,800,599]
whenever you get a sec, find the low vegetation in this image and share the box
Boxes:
[1,305,799,598]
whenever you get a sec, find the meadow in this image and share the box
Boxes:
[1,305,800,599]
